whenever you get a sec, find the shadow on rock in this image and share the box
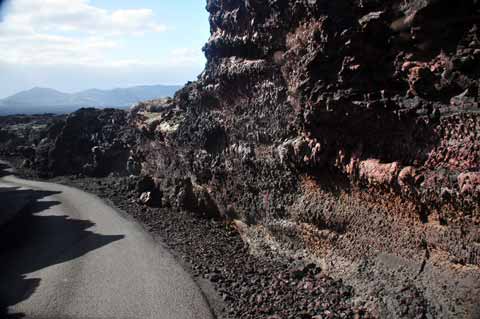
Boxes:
[0,186,125,318]
[0,162,13,178]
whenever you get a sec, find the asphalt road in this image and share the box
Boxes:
[0,169,214,319]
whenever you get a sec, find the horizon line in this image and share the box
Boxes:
[0,83,185,100]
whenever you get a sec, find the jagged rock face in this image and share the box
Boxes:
[134,0,479,317]
[34,108,138,177]
[0,115,60,158]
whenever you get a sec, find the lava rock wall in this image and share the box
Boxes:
[33,108,139,177]
[134,1,479,317]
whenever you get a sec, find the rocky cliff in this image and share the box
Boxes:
[130,0,480,317]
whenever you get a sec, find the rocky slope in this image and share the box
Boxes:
[1,0,479,318]
[2,109,140,178]
[129,0,480,317]
[40,108,142,177]
[0,114,64,160]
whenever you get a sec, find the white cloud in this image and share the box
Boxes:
[0,0,167,65]
[0,0,208,97]
[4,0,166,35]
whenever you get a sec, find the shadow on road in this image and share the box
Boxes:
[0,176,125,317]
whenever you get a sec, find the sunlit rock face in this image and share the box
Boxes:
[133,1,480,316]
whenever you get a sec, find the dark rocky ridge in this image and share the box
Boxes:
[0,110,143,178]
[1,0,479,318]
[0,114,65,162]
[30,108,141,178]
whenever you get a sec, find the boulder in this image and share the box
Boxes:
[139,190,162,207]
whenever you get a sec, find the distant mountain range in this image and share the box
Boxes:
[0,84,182,115]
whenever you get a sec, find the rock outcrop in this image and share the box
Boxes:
[33,108,140,177]
[0,114,61,160]
[131,0,480,317]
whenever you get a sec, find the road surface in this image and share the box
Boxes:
[0,166,214,319]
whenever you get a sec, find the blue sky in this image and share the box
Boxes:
[0,0,210,98]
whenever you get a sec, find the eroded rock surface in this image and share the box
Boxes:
[130,0,480,317]
[31,108,140,177]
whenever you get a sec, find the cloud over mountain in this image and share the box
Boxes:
[0,0,209,98]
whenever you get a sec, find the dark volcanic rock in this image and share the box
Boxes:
[34,108,139,177]
[130,0,480,317]
[0,114,63,158]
